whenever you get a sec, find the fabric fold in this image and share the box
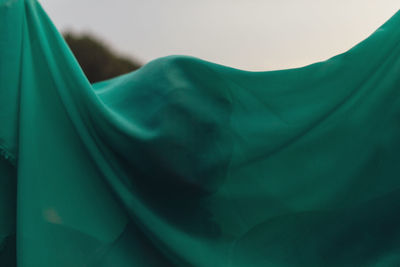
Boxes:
[1,0,400,266]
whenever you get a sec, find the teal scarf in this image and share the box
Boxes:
[1,0,400,266]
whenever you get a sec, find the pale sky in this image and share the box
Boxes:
[39,0,399,71]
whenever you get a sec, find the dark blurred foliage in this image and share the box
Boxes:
[63,32,142,83]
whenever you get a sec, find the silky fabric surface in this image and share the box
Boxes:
[1,0,400,266]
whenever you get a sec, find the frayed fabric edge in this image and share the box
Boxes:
[0,145,17,166]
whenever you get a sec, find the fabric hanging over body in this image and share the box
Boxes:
[1,0,400,266]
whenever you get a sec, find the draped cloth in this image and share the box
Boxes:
[1,0,400,266]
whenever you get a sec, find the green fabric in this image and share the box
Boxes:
[1,0,400,266]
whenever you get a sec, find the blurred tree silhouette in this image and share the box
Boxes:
[63,32,141,83]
